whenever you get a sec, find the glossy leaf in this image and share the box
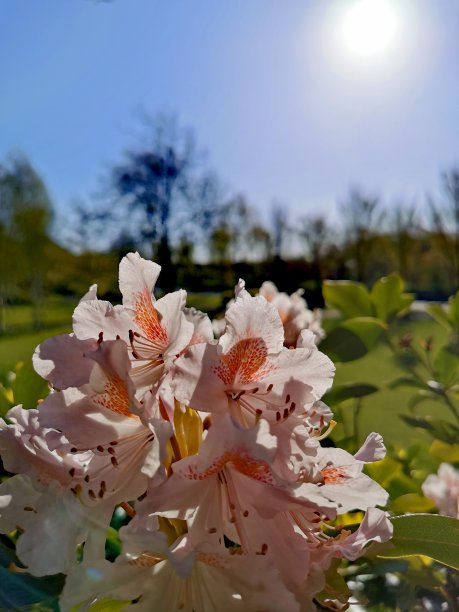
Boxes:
[370,273,413,321]
[320,317,386,362]
[323,383,378,406]
[388,377,427,391]
[0,540,64,610]
[433,347,459,387]
[391,494,436,513]
[323,280,373,319]
[9,360,49,409]
[427,303,451,330]
[377,514,459,570]
[448,292,459,332]
[429,440,459,462]
[401,415,459,444]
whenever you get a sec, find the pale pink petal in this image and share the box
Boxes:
[259,281,279,302]
[155,290,194,360]
[354,432,386,463]
[118,251,161,308]
[337,507,393,560]
[220,289,284,356]
[73,299,132,344]
[184,306,215,345]
[80,283,98,302]
[33,334,98,390]
[172,342,228,413]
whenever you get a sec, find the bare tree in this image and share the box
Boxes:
[341,188,385,284]
[271,203,289,261]
[297,214,333,280]
[389,204,418,279]
[109,114,222,289]
[429,168,459,288]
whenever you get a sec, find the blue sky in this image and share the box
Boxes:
[1,0,458,238]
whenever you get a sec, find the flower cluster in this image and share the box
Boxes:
[213,280,325,348]
[0,253,392,610]
[422,463,459,519]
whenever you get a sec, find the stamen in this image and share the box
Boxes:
[120,501,136,517]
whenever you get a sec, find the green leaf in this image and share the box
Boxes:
[343,317,387,346]
[400,415,459,444]
[391,494,436,513]
[377,514,459,570]
[407,390,438,411]
[365,456,402,488]
[0,540,64,609]
[320,317,386,363]
[433,347,459,387]
[388,377,427,391]
[10,360,49,409]
[429,439,459,462]
[323,383,378,406]
[319,327,367,362]
[448,292,459,332]
[370,273,413,321]
[427,303,451,330]
[323,280,373,319]
[89,599,130,611]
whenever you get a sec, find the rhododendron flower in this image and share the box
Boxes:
[37,253,194,392]
[259,281,325,346]
[61,516,299,612]
[172,282,334,427]
[0,253,393,610]
[422,463,459,518]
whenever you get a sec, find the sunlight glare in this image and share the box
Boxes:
[341,0,400,62]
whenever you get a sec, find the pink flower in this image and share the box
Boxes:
[172,283,334,427]
[422,463,459,518]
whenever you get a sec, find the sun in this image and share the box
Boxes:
[340,0,400,62]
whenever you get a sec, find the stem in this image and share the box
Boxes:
[440,391,459,423]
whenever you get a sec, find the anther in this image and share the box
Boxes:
[96,445,104,452]
[107,447,115,455]
[84,475,90,482]
[98,331,103,344]
[276,411,281,422]
[267,384,273,392]
[290,402,296,413]
[208,527,217,534]
[243,510,249,517]
[68,467,76,477]
[111,456,119,467]
[256,409,262,416]
[285,394,290,403]
[70,447,78,453]
[261,543,268,554]
[110,440,118,446]
[88,489,96,499]
[283,408,289,419]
